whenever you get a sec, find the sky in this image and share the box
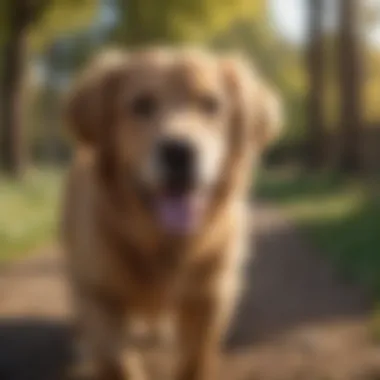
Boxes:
[269,0,307,45]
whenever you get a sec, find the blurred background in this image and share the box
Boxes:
[0,0,380,380]
[1,0,379,290]
[1,0,380,376]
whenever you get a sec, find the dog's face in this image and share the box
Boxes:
[66,48,282,235]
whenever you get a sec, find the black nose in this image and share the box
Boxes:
[158,140,196,193]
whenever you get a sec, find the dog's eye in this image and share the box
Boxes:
[130,94,157,118]
[199,94,220,116]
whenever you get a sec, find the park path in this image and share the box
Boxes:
[0,203,379,380]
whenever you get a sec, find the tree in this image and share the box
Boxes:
[115,0,259,45]
[0,0,97,178]
[306,0,325,168]
[337,0,363,172]
[0,0,44,177]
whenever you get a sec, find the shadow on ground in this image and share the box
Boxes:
[0,319,71,380]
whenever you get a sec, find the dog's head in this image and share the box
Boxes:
[66,48,282,235]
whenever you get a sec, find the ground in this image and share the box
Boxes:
[0,203,379,380]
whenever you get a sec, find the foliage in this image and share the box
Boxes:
[0,169,62,262]
[116,0,264,45]
[30,0,98,52]
[0,0,98,51]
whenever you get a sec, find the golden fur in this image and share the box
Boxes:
[61,47,282,380]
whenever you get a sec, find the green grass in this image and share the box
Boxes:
[258,168,380,296]
[0,168,62,263]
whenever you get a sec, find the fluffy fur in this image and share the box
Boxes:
[61,47,282,380]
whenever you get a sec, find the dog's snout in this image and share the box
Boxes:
[160,140,193,170]
[158,140,196,192]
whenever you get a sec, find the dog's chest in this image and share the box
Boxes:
[102,243,188,302]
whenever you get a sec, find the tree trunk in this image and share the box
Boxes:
[306,0,325,168]
[338,0,362,173]
[0,2,29,178]
[43,42,61,165]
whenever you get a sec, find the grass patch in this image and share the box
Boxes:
[258,168,380,296]
[0,168,62,263]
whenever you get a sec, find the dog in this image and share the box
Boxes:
[61,47,282,380]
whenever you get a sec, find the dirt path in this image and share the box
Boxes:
[0,203,379,380]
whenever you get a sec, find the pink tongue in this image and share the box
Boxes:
[157,195,201,234]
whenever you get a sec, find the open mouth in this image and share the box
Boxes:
[135,176,208,236]
[155,192,206,235]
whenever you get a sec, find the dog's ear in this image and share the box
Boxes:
[65,50,128,147]
[252,80,283,150]
[222,56,283,151]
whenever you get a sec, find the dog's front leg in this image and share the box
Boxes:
[73,292,145,380]
[176,293,230,380]
[73,292,125,380]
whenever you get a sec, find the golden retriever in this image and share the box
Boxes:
[62,47,282,380]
